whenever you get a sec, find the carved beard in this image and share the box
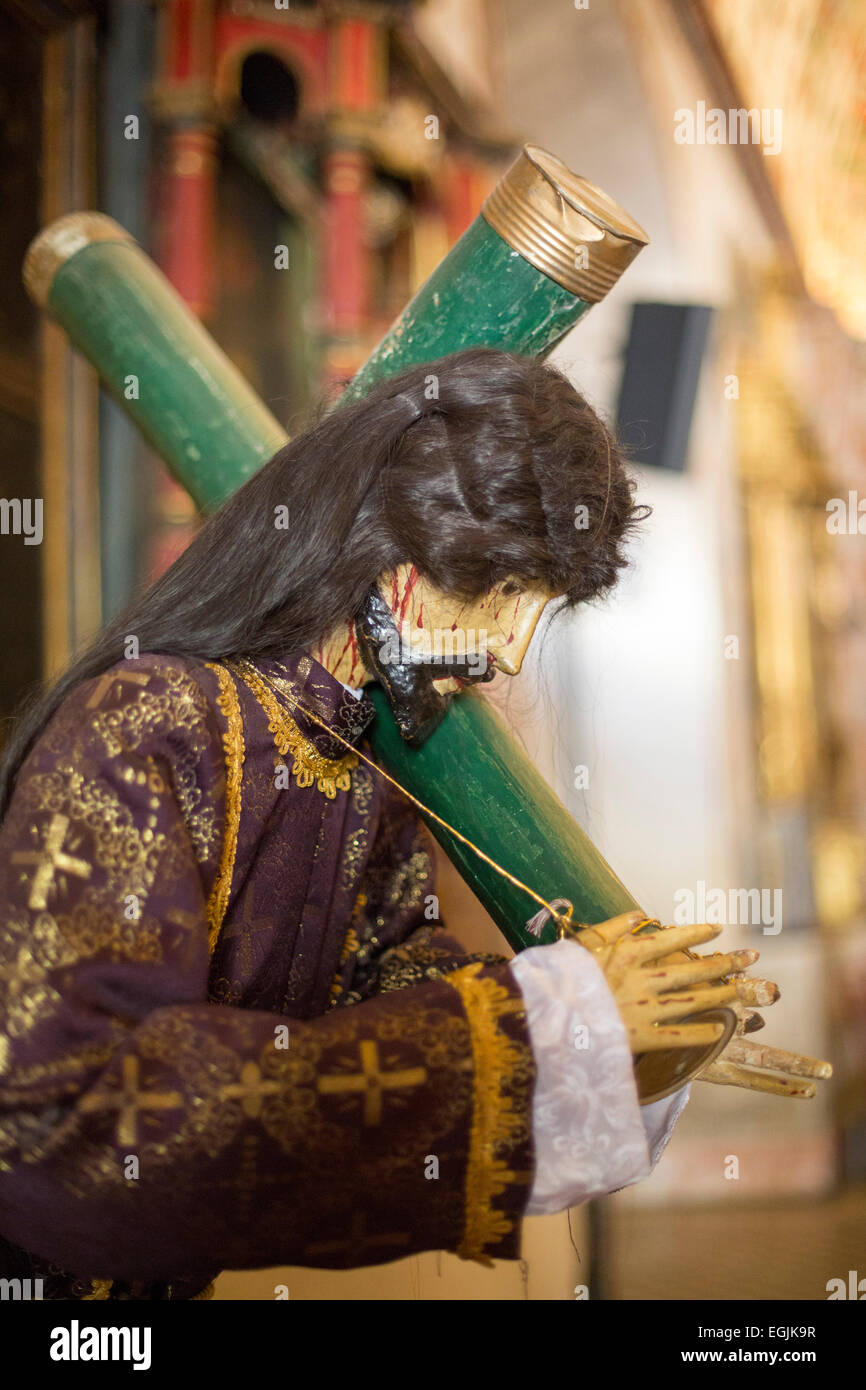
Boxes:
[355,586,496,746]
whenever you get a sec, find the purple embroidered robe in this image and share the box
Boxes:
[0,652,536,1299]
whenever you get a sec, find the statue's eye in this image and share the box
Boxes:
[500,581,523,598]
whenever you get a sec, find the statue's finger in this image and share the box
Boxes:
[630,923,723,964]
[723,1039,832,1078]
[577,910,647,949]
[629,1020,726,1051]
[648,982,740,1020]
[733,1004,765,1034]
[728,975,780,1007]
[645,949,758,991]
[697,1060,817,1097]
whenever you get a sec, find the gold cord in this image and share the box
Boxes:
[252,666,576,935]
[571,915,663,951]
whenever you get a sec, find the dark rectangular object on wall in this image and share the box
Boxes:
[616,302,713,472]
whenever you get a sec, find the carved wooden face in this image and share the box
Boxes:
[356,562,555,745]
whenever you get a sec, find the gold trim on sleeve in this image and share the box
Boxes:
[204,663,245,956]
[443,962,527,1266]
[82,1278,114,1300]
[231,659,357,800]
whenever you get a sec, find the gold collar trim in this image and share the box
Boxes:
[230,659,357,800]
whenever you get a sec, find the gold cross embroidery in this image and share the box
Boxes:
[317,1039,426,1126]
[304,1210,410,1260]
[79,1054,183,1147]
[218,1060,283,1119]
[85,669,151,709]
[12,813,91,910]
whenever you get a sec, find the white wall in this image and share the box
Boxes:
[496,0,831,1202]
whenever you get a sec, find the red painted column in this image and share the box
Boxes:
[161,126,217,319]
[321,16,385,387]
[149,0,217,576]
[153,0,217,318]
[322,146,369,339]
[442,154,499,246]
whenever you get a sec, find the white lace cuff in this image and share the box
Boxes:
[509,939,688,1215]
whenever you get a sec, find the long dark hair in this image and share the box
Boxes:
[0,347,646,817]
